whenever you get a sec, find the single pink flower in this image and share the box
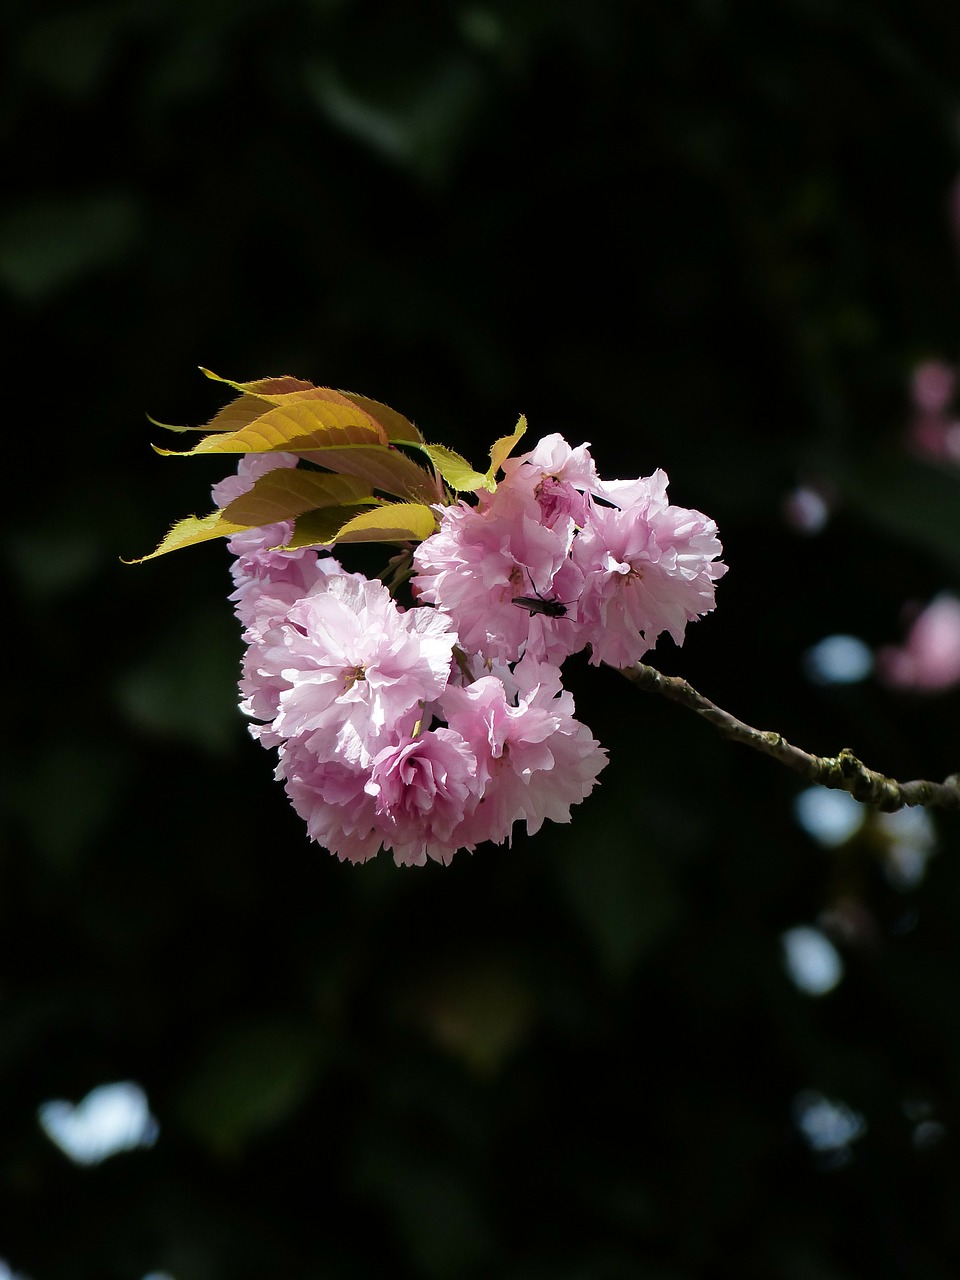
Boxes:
[412,495,584,663]
[366,728,482,865]
[277,741,384,864]
[266,575,458,765]
[495,433,600,526]
[573,471,726,667]
[442,658,607,847]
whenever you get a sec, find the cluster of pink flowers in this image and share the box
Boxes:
[214,436,726,866]
[413,435,726,669]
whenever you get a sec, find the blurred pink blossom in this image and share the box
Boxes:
[782,485,831,535]
[876,594,960,693]
[906,359,960,464]
[912,360,955,413]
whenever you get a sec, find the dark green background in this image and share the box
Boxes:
[5,1,960,1276]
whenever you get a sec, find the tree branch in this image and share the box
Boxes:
[617,662,960,812]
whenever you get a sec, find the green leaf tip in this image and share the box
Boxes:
[488,414,527,479]
[420,414,528,494]
[421,443,491,493]
[145,410,191,433]
[123,510,250,564]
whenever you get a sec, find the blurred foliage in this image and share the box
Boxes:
[5,0,960,1276]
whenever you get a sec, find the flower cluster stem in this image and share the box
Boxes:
[618,662,960,812]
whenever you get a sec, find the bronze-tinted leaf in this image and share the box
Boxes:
[297,445,438,502]
[155,399,388,457]
[221,469,374,526]
[341,392,424,444]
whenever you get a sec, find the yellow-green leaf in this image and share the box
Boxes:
[124,510,252,564]
[333,502,438,544]
[421,443,491,492]
[488,414,527,478]
[417,416,528,494]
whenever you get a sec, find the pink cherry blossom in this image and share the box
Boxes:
[572,470,726,668]
[366,728,481,866]
[495,433,600,526]
[279,725,483,866]
[265,574,459,765]
[277,740,384,864]
[412,491,584,663]
[441,657,607,847]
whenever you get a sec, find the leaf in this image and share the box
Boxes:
[125,510,252,564]
[151,377,318,435]
[282,502,437,550]
[137,373,447,562]
[199,369,319,398]
[148,398,264,435]
[296,444,438,502]
[161,370,424,443]
[198,370,427,449]
[221,469,374,526]
[128,469,379,562]
[283,507,368,550]
[333,502,438,544]
[488,414,527,478]
[421,443,491,492]
[416,416,528,494]
[154,398,388,457]
[341,392,424,444]
[153,374,437,500]
[200,370,397,435]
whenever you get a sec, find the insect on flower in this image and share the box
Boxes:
[511,582,570,618]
